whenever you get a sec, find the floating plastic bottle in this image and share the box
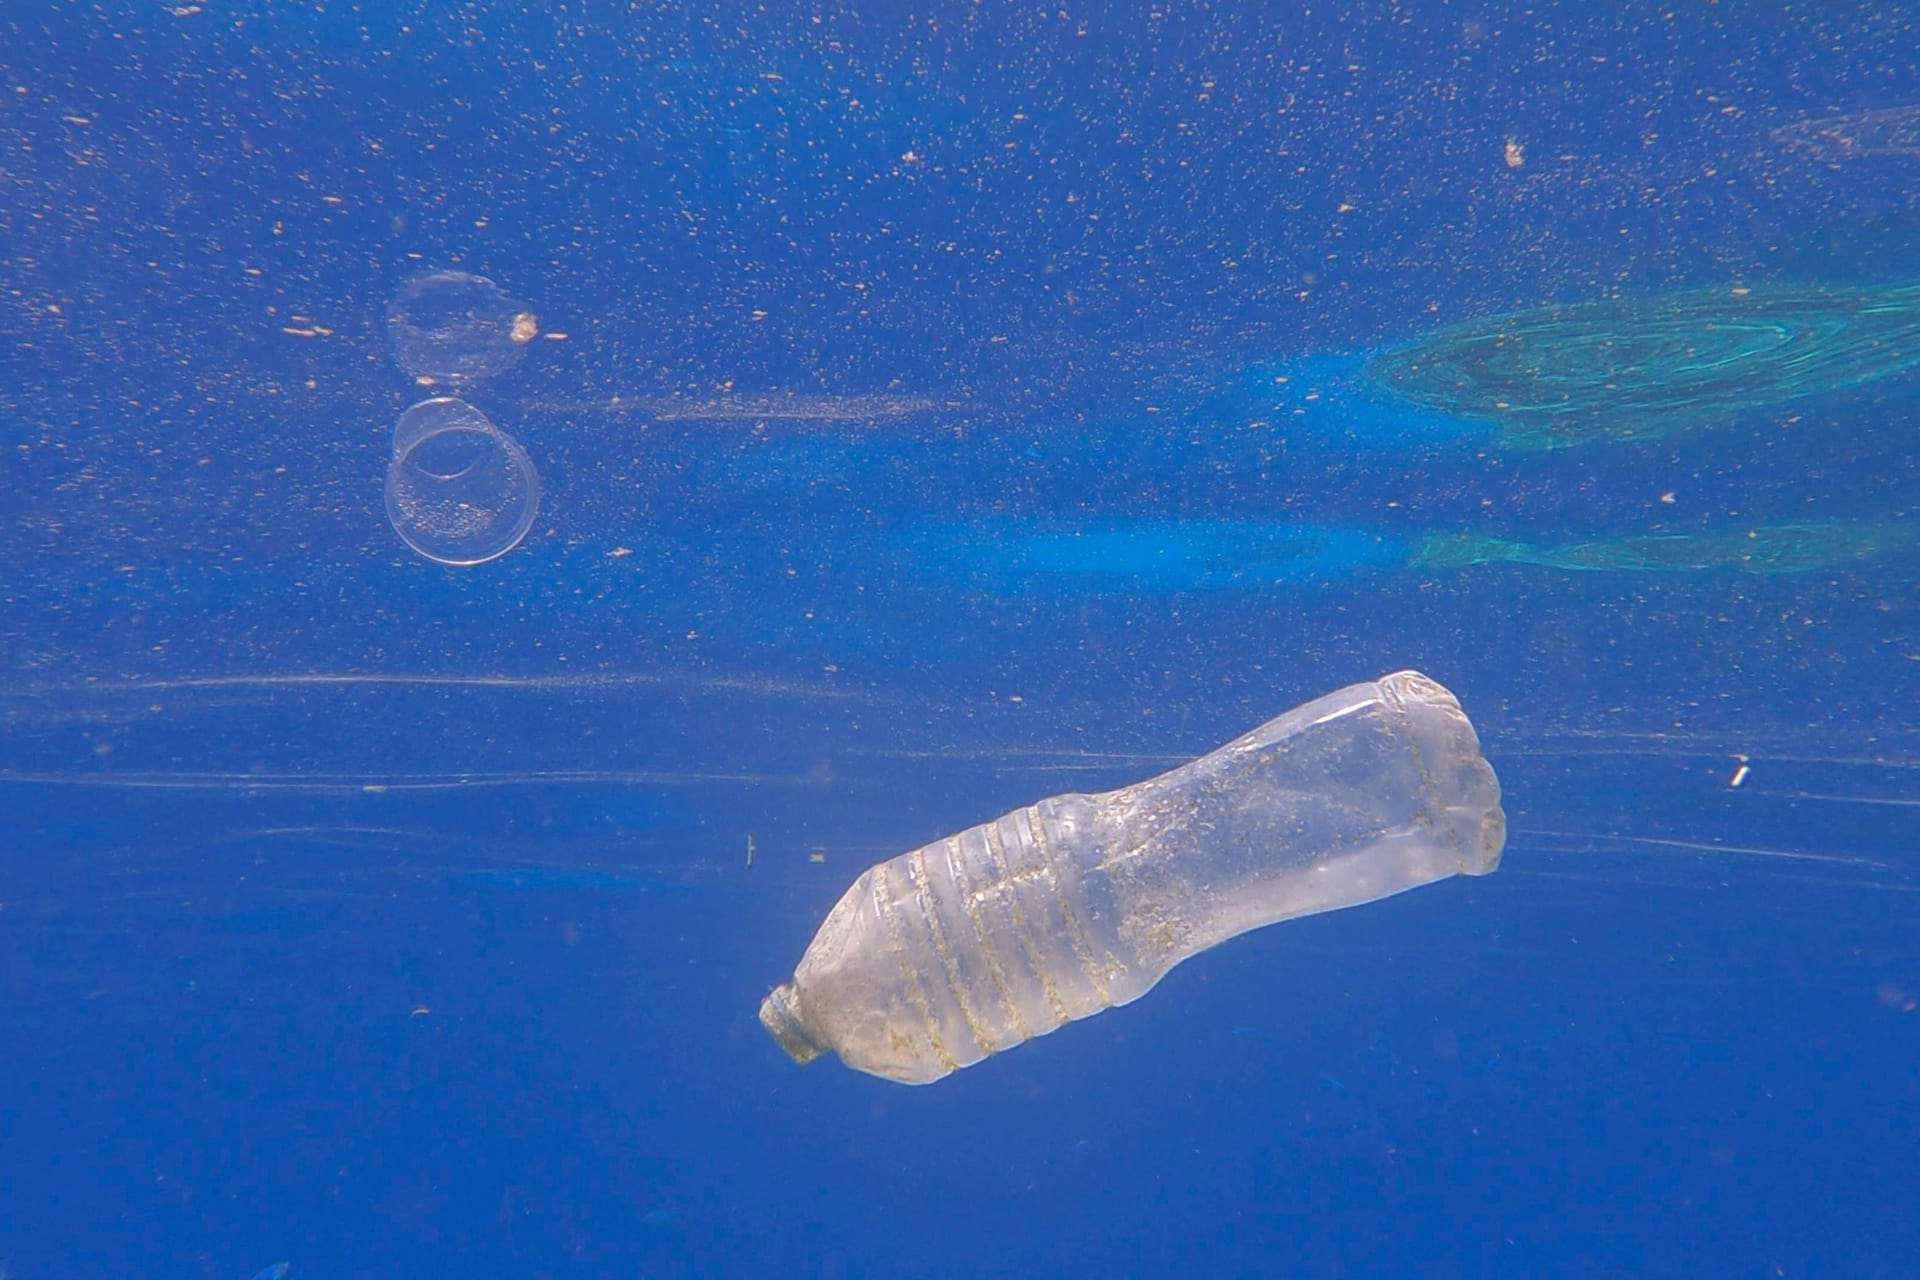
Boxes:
[759,670,1505,1084]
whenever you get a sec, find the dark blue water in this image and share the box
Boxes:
[3,4,1918,1277]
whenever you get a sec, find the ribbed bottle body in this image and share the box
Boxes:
[760,796,1144,1084]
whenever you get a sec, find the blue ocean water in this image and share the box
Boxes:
[2,3,1918,1276]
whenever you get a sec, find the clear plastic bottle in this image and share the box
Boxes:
[759,670,1505,1084]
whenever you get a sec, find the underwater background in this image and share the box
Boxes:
[2,2,1918,1276]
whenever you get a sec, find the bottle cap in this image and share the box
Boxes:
[758,984,827,1065]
